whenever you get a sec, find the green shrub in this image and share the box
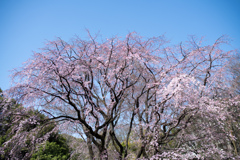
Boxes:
[31,134,70,160]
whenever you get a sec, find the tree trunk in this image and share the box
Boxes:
[86,135,94,160]
[136,145,147,159]
[98,148,108,160]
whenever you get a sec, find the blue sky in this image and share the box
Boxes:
[0,0,239,91]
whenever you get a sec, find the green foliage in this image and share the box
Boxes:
[31,134,70,160]
[121,141,139,152]
[0,88,71,159]
[0,135,7,146]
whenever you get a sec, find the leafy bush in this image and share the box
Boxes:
[31,136,70,160]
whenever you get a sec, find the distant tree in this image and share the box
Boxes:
[226,53,240,155]
[61,133,90,160]
[229,53,240,94]
[6,33,239,159]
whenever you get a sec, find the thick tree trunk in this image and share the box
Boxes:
[136,145,146,159]
[98,148,108,160]
[86,135,94,160]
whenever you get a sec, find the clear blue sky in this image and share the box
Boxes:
[1,0,239,91]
